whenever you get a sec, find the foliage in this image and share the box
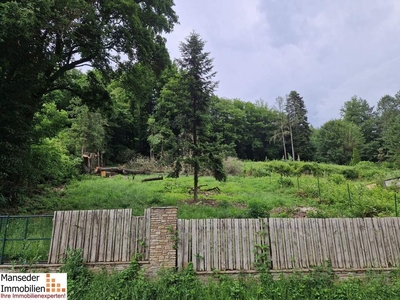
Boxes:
[223,157,244,176]
[246,201,270,218]
[313,119,365,165]
[285,91,314,161]
[0,0,178,203]
[65,262,400,300]
[60,249,92,299]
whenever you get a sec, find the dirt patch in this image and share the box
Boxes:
[270,206,318,218]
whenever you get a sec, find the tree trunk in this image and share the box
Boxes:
[280,125,287,160]
[141,176,163,182]
[289,123,295,160]
[94,167,151,175]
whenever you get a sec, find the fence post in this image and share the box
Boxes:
[148,207,178,275]
[347,183,352,207]
[0,216,9,265]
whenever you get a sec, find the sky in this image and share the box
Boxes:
[164,0,400,127]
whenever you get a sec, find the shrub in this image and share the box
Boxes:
[223,157,244,176]
[342,169,359,180]
[278,176,294,187]
[329,174,346,185]
[246,201,270,218]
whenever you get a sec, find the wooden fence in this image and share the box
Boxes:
[177,218,269,271]
[178,217,400,272]
[269,218,400,270]
[48,209,150,263]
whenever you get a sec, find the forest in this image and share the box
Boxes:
[1,1,400,207]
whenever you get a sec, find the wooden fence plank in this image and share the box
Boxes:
[325,219,336,268]
[269,219,277,269]
[121,209,130,262]
[339,219,351,269]
[206,219,211,272]
[105,210,115,262]
[212,219,218,270]
[345,218,357,269]
[373,218,387,268]
[89,210,100,262]
[248,219,255,270]
[59,211,72,260]
[364,218,379,268]
[48,211,63,263]
[192,220,198,271]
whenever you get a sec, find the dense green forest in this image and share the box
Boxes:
[1,1,400,207]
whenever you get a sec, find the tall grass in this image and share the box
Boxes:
[19,160,400,219]
[62,252,400,300]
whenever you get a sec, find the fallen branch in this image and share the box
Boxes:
[203,187,221,193]
[94,167,151,175]
[141,176,163,183]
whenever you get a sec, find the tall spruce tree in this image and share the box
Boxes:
[285,91,313,161]
[152,32,226,201]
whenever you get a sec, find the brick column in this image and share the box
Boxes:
[147,207,178,275]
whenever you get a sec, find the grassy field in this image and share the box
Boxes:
[20,160,400,219]
[4,160,400,298]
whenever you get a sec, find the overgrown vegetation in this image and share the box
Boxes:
[59,250,400,300]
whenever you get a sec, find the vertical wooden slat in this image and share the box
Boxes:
[385,218,397,267]
[318,218,329,267]
[192,220,198,271]
[185,219,190,268]
[373,218,387,268]
[315,218,324,266]
[130,217,138,259]
[213,219,219,270]
[67,211,78,250]
[242,219,248,270]
[226,219,232,270]
[338,219,351,269]
[364,218,379,267]
[269,218,278,269]
[359,218,372,268]
[345,218,357,268]
[90,210,101,262]
[105,210,115,262]
[325,219,336,268]
[248,219,255,269]
[82,210,92,262]
[177,219,182,269]
[199,219,205,271]
[391,218,400,267]
[122,209,131,261]
[48,211,63,263]
[297,218,308,268]
[75,210,86,250]
[98,210,109,262]
[233,219,239,269]
[206,219,211,271]
[278,219,286,269]
[59,211,73,261]
[218,219,227,271]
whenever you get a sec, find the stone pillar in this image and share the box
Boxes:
[147,207,178,275]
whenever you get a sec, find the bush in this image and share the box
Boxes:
[246,201,270,218]
[329,174,346,185]
[278,176,294,187]
[342,168,359,180]
[223,157,244,176]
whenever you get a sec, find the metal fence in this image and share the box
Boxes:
[0,215,53,264]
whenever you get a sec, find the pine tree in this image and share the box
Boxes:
[152,32,226,201]
[285,91,313,161]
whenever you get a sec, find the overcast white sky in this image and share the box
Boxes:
[164,0,400,127]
